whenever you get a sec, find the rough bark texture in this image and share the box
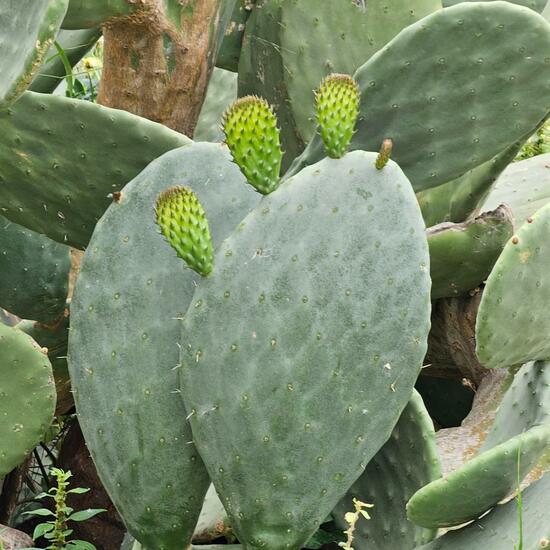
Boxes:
[424,290,487,385]
[0,458,30,525]
[57,421,125,550]
[98,0,226,137]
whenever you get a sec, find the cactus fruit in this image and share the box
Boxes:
[29,28,102,94]
[476,201,550,368]
[407,423,550,528]
[0,92,190,249]
[68,142,260,549]
[155,187,214,277]
[315,74,360,159]
[416,471,550,550]
[180,151,431,549]
[0,323,56,476]
[0,0,68,108]
[238,0,441,167]
[0,217,71,323]
[375,139,393,171]
[427,205,514,299]
[286,2,550,191]
[333,390,441,550]
[223,96,282,194]
[482,151,550,225]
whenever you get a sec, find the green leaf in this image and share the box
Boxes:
[69,508,106,522]
[32,523,54,539]
[23,508,55,517]
[66,540,97,550]
[68,487,90,495]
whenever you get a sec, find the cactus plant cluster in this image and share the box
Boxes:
[2,1,550,550]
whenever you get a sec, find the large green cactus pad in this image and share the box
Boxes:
[181,151,431,550]
[407,424,550,528]
[68,143,259,550]
[482,152,550,225]
[482,361,550,449]
[0,323,56,476]
[333,390,441,550]
[416,471,550,550]
[287,2,550,192]
[428,206,514,299]
[0,217,71,323]
[0,0,68,108]
[476,201,550,368]
[443,0,547,11]
[61,0,135,29]
[30,28,102,94]
[238,0,441,168]
[0,91,190,249]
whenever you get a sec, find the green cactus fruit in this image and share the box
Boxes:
[482,151,550,225]
[443,0,547,11]
[222,95,282,194]
[0,0,69,108]
[238,0,441,169]
[476,201,550,368]
[195,68,238,143]
[61,0,136,29]
[180,150,431,550]
[333,390,441,550]
[217,0,256,72]
[427,205,514,299]
[416,471,550,550]
[375,139,393,170]
[30,28,102,94]
[407,424,550,528]
[482,361,550,450]
[68,142,260,550]
[0,217,71,323]
[417,137,528,227]
[155,187,214,277]
[0,323,56,476]
[315,74,359,159]
[286,2,550,192]
[0,91,190,249]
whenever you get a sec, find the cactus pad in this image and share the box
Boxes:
[333,390,441,550]
[407,424,550,528]
[315,74,359,159]
[69,143,259,549]
[156,187,213,277]
[416,471,550,550]
[482,152,550,225]
[0,217,71,323]
[476,201,550,368]
[0,323,56,476]
[287,2,550,191]
[181,151,431,550]
[0,91,190,249]
[427,205,514,299]
[0,0,68,107]
[61,0,136,29]
[223,96,282,194]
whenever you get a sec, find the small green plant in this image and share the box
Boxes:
[338,498,374,550]
[22,468,105,550]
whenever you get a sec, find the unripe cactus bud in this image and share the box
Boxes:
[222,96,283,195]
[155,186,213,276]
[315,74,360,159]
[376,138,393,170]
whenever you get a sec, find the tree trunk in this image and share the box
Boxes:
[98,0,228,137]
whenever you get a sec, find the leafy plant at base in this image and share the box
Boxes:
[22,468,105,550]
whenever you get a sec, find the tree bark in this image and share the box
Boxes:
[98,0,227,137]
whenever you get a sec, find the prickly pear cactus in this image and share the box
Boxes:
[0,0,68,107]
[333,390,441,550]
[0,323,56,476]
[181,150,431,549]
[69,142,260,550]
[287,2,550,191]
